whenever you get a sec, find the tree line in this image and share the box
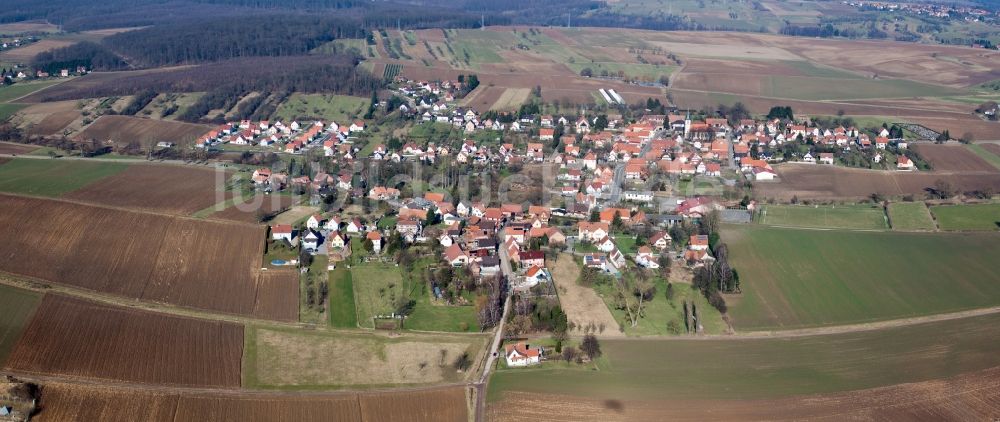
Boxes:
[31,42,127,73]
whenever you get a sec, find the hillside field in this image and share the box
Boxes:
[722,225,1000,330]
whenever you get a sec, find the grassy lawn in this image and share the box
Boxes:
[488,311,1000,401]
[403,264,480,333]
[592,277,726,336]
[887,201,936,231]
[351,258,479,332]
[300,255,329,324]
[273,93,368,123]
[0,285,42,363]
[328,267,358,328]
[351,262,407,329]
[0,80,63,103]
[243,324,485,390]
[929,203,1000,231]
[610,233,636,254]
[0,158,128,196]
[966,144,1000,171]
[723,225,1000,330]
[758,204,888,230]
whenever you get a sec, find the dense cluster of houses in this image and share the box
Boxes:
[196,119,365,155]
[729,119,917,173]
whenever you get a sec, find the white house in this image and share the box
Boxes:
[444,244,470,266]
[897,156,915,171]
[635,246,659,269]
[504,342,542,367]
[366,231,383,253]
[349,120,366,132]
[302,230,322,251]
[271,224,294,243]
[596,236,616,253]
[753,167,777,181]
[649,231,671,250]
[523,265,549,287]
[306,214,325,230]
[346,218,364,234]
[577,222,610,243]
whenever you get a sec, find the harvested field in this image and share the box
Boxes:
[550,253,623,337]
[210,195,297,223]
[0,39,76,63]
[491,88,531,111]
[63,164,225,215]
[0,141,37,154]
[911,117,1000,141]
[270,204,320,225]
[754,163,1000,200]
[912,143,999,172]
[460,86,505,112]
[0,194,295,319]
[4,295,243,387]
[34,382,468,422]
[244,326,485,388]
[14,100,80,136]
[74,115,211,148]
[488,366,1000,422]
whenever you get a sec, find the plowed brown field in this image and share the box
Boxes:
[754,164,1000,200]
[34,383,468,422]
[0,194,295,319]
[4,295,243,387]
[487,366,1000,421]
[252,269,299,321]
[74,115,211,148]
[0,142,37,154]
[912,144,1000,172]
[63,164,226,215]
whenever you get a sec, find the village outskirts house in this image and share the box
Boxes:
[504,342,543,367]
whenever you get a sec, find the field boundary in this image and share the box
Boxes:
[0,191,261,229]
